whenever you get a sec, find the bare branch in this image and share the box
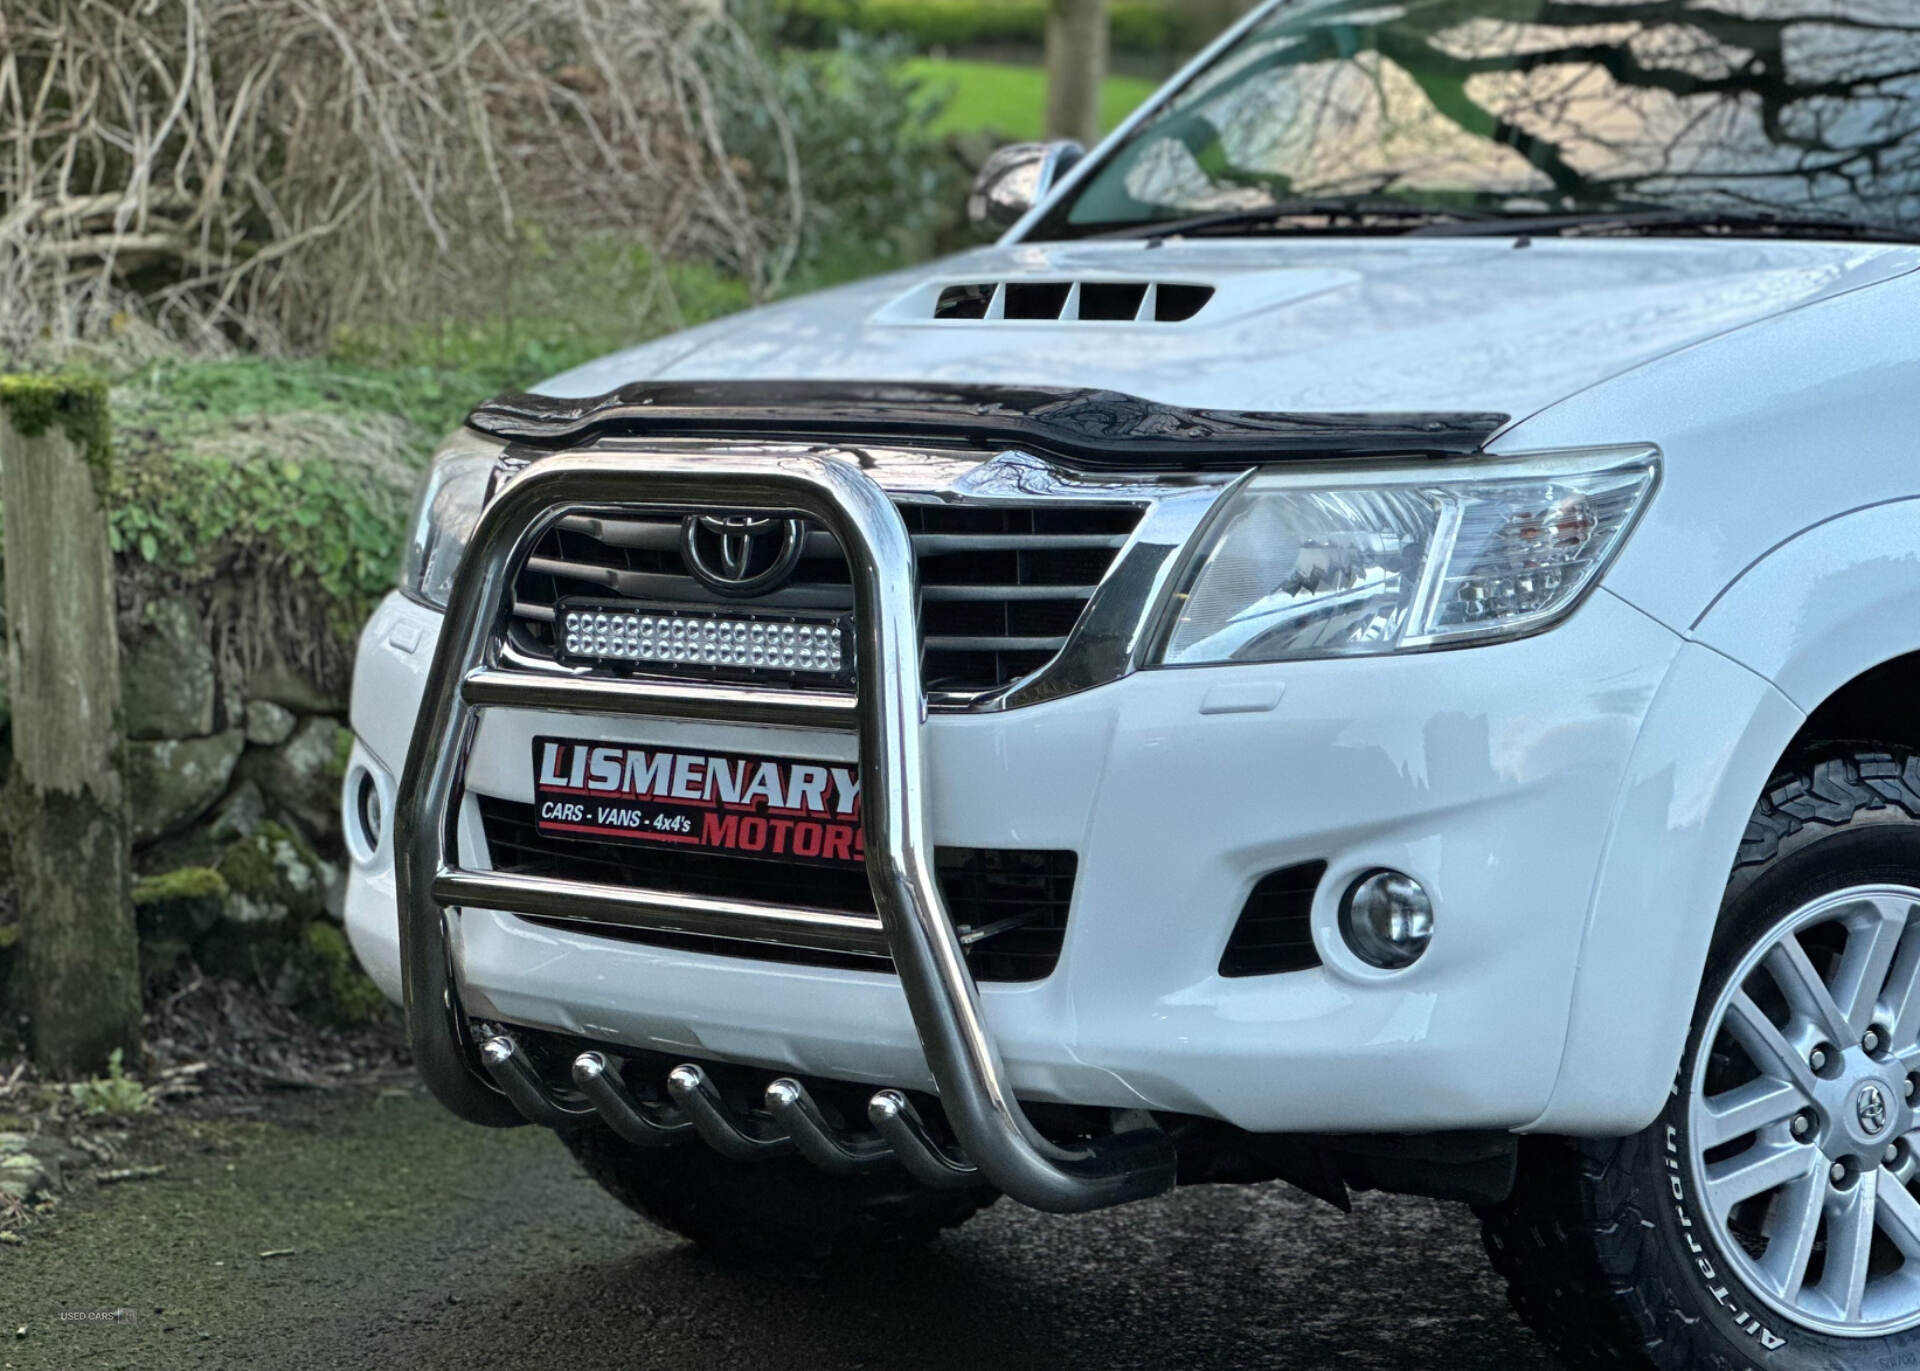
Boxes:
[0,0,807,360]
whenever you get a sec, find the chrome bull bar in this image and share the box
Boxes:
[394,451,1177,1213]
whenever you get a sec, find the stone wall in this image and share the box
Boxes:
[0,594,382,1036]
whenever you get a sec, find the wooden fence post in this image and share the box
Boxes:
[0,374,141,1076]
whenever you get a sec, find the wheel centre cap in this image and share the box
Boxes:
[1813,1050,1909,1157]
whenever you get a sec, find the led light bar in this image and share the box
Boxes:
[558,603,849,676]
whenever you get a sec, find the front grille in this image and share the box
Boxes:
[508,499,1144,696]
[477,797,1074,982]
[1220,862,1327,977]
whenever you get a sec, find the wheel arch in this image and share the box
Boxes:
[1782,651,1920,762]
[1529,631,1802,1133]
[1692,497,1920,725]
[1537,506,1920,1134]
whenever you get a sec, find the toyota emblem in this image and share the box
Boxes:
[1858,1081,1892,1138]
[681,514,806,597]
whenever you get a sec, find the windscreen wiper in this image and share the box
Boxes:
[1412,206,1920,244]
[1091,199,1504,242]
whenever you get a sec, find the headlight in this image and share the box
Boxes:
[1155,448,1658,665]
[400,430,506,610]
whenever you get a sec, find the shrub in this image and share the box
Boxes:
[107,376,425,685]
[727,33,957,272]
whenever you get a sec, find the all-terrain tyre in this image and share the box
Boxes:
[1479,750,1920,1369]
[563,1124,997,1263]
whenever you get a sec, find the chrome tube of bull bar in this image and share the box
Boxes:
[573,1052,694,1147]
[479,1035,595,1129]
[766,1079,895,1174]
[394,450,1177,1210]
[667,1063,796,1160]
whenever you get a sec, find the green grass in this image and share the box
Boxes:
[902,58,1159,139]
[777,0,1215,58]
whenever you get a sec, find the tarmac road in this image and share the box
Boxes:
[4,1086,1558,1371]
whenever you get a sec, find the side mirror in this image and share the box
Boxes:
[967,141,1086,229]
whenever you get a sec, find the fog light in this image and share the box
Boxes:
[1339,870,1434,970]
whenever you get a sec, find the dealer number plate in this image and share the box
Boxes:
[532,737,864,867]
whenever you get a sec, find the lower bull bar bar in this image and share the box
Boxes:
[870,1089,981,1189]
[572,1052,693,1147]
[767,1079,896,1175]
[479,1036,593,1130]
[485,1033,959,1185]
[395,452,1177,1212]
[667,1064,796,1160]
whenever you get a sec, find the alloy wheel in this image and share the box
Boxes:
[1688,884,1920,1337]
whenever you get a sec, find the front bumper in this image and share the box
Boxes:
[349,578,1683,1138]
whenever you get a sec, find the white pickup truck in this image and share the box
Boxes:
[342,3,1920,1367]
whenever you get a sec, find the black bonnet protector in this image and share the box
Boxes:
[466,380,1508,468]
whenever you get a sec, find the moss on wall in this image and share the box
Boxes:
[298,923,387,1027]
[0,372,113,502]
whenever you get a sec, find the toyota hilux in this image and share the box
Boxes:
[342,2,1920,1366]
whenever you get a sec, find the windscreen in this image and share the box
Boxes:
[1036,0,1920,237]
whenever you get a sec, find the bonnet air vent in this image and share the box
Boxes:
[934,284,994,319]
[1005,281,1074,319]
[1153,283,1213,322]
[926,281,1215,324]
[1080,282,1149,320]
